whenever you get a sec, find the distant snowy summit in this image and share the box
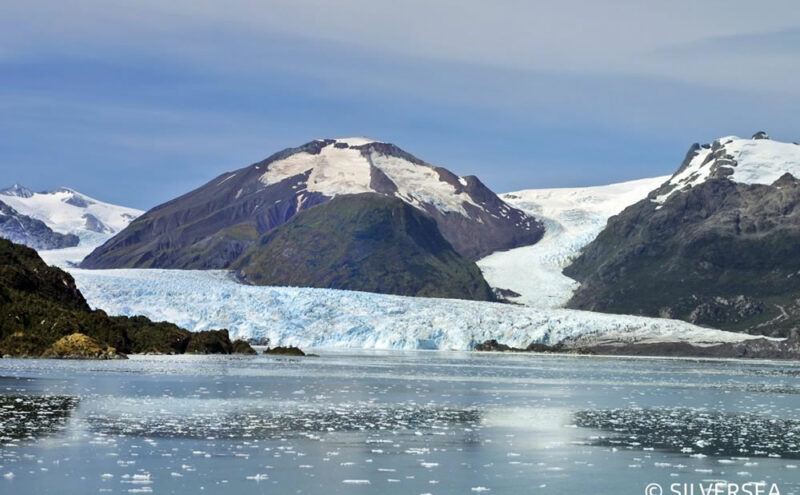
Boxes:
[565,132,800,337]
[80,138,543,301]
[651,132,800,204]
[0,184,142,238]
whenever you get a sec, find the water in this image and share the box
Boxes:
[0,352,798,494]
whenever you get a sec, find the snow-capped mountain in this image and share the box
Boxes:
[478,176,668,307]
[565,133,800,337]
[0,184,143,239]
[0,199,80,250]
[653,132,800,203]
[254,138,542,259]
[80,138,543,272]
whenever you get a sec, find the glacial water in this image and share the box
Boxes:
[0,351,798,495]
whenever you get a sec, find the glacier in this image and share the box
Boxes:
[65,267,758,351]
[477,177,668,308]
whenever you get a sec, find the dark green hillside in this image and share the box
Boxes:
[234,193,496,301]
[0,238,254,357]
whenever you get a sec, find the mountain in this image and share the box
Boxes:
[478,177,668,307]
[0,238,253,357]
[0,199,80,250]
[234,193,495,300]
[80,138,543,272]
[79,138,541,299]
[0,185,143,240]
[564,133,800,337]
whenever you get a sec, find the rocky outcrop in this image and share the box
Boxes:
[80,138,542,279]
[231,339,258,355]
[234,194,496,300]
[473,339,593,354]
[263,345,307,356]
[0,200,79,250]
[42,333,126,360]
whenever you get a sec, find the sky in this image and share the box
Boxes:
[1,1,799,209]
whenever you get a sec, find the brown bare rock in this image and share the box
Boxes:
[42,333,127,360]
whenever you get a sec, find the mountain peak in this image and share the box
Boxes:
[653,134,800,204]
[0,183,34,198]
[258,138,479,216]
[82,138,544,271]
[332,136,379,146]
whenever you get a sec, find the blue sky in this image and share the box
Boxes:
[1,1,799,209]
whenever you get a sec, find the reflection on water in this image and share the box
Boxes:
[575,408,800,459]
[0,352,798,494]
[87,401,482,439]
[0,395,77,442]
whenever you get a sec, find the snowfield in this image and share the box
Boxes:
[0,186,142,239]
[66,267,758,351]
[478,177,667,307]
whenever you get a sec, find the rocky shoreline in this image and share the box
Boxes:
[474,334,800,360]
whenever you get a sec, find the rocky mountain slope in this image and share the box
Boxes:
[234,193,495,300]
[0,238,253,357]
[80,138,543,273]
[0,199,79,250]
[565,133,800,337]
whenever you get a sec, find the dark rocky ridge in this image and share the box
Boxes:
[565,138,800,337]
[80,139,543,274]
[0,200,80,250]
[234,193,495,300]
[0,238,255,357]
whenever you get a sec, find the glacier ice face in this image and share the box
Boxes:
[66,267,757,351]
[478,177,668,308]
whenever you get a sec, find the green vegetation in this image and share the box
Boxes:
[0,238,256,357]
[234,193,495,301]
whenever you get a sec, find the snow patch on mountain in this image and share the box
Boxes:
[654,135,800,203]
[478,177,668,307]
[335,136,376,146]
[64,267,758,350]
[259,138,479,217]
[0,186,142,240]
[371,152,481,215]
